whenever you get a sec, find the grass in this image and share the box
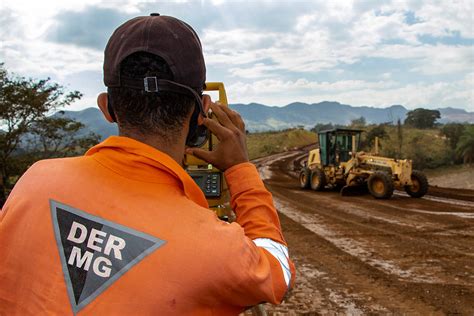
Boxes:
[247,128,316,160]
[363,126,452,170]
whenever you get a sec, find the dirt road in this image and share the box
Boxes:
[255,150,474,315]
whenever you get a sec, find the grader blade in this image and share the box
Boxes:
[340,184,368,196]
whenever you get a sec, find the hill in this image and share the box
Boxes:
[230,102,474,131]
[60,103,474,139]
[58,108,117,138]
[230,102,409,131]
[247,129,316,160]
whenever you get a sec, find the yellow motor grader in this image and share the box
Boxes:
[299,128,428,199]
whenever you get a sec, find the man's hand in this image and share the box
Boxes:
[186,102,249,171]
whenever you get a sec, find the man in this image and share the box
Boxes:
[0,14,295,315]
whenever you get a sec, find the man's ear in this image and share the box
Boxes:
[97,92,115,123]
[198,94,211,125]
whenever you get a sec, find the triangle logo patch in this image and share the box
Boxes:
[50,200,165,313]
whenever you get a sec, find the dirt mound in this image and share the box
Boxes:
[427,166,474,190]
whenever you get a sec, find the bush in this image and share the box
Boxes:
[247,129,316,159]
[379,127,451,169]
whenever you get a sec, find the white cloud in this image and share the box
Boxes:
[210,0,226,6]
[375,0,473,38]
[1,0,102,40]
[229,63,275,79]
[371,44,474,75]
[0,0,472,111]
[296,1,356,31]
[0,2,103,79]
[410,0,473,38]
[227,78,397,97]
[69,95,99,111]
[203,27,341,74]
[203,2,472,80]
[2,37,102,79]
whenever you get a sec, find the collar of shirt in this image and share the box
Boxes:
[85,136,208,208]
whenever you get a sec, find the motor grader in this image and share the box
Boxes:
[299,128,428,199]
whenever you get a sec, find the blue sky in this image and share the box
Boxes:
[1,0,473,111]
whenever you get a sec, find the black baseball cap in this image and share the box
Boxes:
[103,13,207,114]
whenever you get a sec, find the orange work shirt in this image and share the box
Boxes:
[0,136,295,315]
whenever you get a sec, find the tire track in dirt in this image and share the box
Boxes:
[258,149,474,315]
[268,179,474,259]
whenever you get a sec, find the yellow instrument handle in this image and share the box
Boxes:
[205,82,228,106]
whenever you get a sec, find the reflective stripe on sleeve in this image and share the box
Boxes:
[252,238,291,287]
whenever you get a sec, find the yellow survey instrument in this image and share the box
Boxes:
[184,82,233,220]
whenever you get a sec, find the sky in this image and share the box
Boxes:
[0,0,473,111]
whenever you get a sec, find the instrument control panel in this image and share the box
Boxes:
[189,172,221,198]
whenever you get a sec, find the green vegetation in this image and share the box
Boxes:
[0,63,99,206]
[441,123,465,150]
[364,125,388,149]
[456,125,474,164]
[247,128,316,160]
[376,126,450,169]
[350,116,367,128]
[310,123,345,133]
[404,108,441,129]
[358,123,473,170]
[308,115,472,170]
[248,113,472,171]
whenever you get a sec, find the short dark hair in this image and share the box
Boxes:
[108,52,195,141]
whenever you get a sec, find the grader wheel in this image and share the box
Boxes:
[299,168,311,189]
[367,171,394,199]
[405,170,428,198]
[310,169,326,191]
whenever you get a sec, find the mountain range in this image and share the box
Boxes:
[60,102,474,139]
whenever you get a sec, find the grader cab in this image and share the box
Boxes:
[299,128,428,199]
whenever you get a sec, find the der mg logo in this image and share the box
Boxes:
[66,221,127,278]
[50,200,166,313]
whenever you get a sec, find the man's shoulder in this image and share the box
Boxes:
[4,156,91,207]
[29,156,88,172]
[17,156,93,185]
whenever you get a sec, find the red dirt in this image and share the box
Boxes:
[254,150,474,315]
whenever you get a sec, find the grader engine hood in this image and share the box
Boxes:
[364,157,391,168]
[360,155,413,186]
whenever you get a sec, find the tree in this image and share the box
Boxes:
[440,123,465,150]
[404,108,441,129]
[0,63,98,205]
[366,125,388,149]
[396,118,403,158]
[311,123,334,133]
[26,116,100,159]
[456,125,474,164]
[350,116,366,127]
